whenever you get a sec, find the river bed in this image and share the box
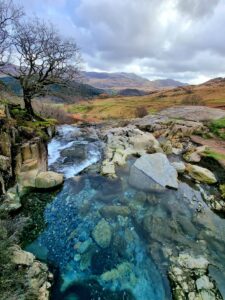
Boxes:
[25,125,225,300]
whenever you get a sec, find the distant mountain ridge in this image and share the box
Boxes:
[82,71,187,91]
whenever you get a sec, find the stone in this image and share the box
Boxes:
[129,153,178,192]
[171,162,186,174]
[101,160,116,177]
[35,171,64,189]
[27,261,51,300]
[196,276,214,291]
[100,126,160,177]
[100,262,132,282]
[92,219,112,248]
[77,238,93,254]
[100,205,131,218]
[173,148,183,155]
[168,253,222,300]
[161,140,173,155]
[200,290,216,300]
[0,155,11,172]
[0,185,21,211]
[186,164,217,184]
[11,246,35,266]
[183,146,206,163]
[177,254,209,270]
[61,144,87,161]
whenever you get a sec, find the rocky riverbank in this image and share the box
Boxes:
[0,103,63,300]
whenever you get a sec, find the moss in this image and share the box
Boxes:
[20,190,57,247]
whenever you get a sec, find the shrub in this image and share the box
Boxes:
[135,106,148,118]
[33,102,74,124]
[181,94,204,105]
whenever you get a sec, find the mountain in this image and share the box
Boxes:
[82,71,187,91]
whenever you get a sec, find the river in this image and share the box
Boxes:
[25,125,225,300]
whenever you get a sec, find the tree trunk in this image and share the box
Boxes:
[23,93,34,116]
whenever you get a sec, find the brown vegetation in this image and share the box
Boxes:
[33,102,74,124]
[181,94,204,105]
[135,106,148,118]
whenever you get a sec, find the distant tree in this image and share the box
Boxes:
[0,0,23,65]
[2,18,81,116]
[181,94,204,105]
[135,106,148,118]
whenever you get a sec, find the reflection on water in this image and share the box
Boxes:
[26,126,225,299]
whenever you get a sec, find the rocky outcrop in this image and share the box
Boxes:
[100,126,161,177]
[129,153,178,192]
[169,253,223,300]
[11,245,52,300]
[0,104,55,197]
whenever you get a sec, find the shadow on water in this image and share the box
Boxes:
[51,273,135,300]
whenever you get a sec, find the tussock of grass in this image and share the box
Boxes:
[204,149,225,161]
[209,118,225,140]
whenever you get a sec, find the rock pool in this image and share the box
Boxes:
[25,125,225,300]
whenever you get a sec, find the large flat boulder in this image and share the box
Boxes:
[129,153,178,192]
[159,106,225,121]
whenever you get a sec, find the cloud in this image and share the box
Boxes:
[14,0,225,83]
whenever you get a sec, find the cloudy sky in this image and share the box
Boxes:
[14,0,225,84]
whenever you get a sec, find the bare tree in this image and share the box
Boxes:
[2,18,81,116]
[0,0,23,65]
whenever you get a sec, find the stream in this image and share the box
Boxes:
[25,125,225,300]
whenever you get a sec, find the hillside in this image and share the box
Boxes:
[83,71,187,91]
[0,76,105,104]
[67,77,225,121]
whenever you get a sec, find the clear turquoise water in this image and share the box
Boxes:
[26,126,225,300]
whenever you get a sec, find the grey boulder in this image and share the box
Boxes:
[129,153,178,192]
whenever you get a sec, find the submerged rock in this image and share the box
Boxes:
[186,164,217,184]
[129,153,178,192]
[92,219,112,248]
[100,262,132,282]
[100,205,131,218]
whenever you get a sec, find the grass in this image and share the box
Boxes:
[209,117,225,139]
[64,83,225,121]
[66,95,173,121]
[203,149,225,161]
